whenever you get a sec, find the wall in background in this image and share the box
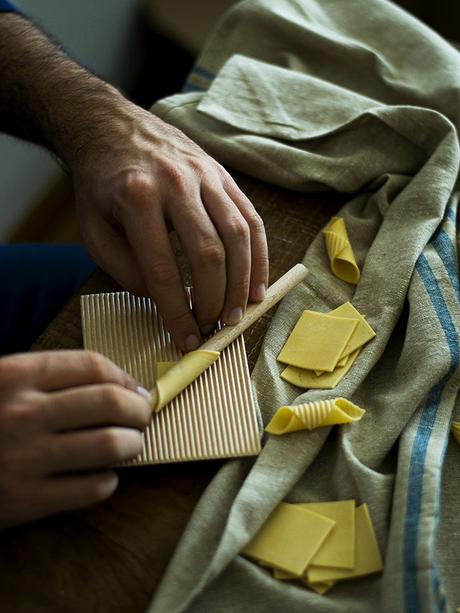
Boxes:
[147,0,236,55]
[0,0,142,241]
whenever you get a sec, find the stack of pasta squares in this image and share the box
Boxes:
[242,500,383,594]
[278,302,376,389]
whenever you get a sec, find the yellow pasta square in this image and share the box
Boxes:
[242,502,335,576]
[303,579,335,594]
[278,311,358,372]
[281,349,360,389]
[300,500,355,569]
[314,303,375,375]
[330,302,376,360]
[307,504,383,583]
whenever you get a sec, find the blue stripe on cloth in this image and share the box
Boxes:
[444,205,456,225]
[429,215,459,612]
[432,230,460,301]
[182,65,215,93]
[191,65,215,81]
[181,83,206,93]
[404,253,459,613]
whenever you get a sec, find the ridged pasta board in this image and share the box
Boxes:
[81,292,261,465]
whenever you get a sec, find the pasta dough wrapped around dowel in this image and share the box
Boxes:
[150,263,309,411]
[153,350,220,411]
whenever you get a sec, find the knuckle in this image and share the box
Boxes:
[229,276,250,298]
[0,400,29,428]
[0,355,27,385]
[112,171,155,219]
[149,260,180,287]
[83,351,110,381]
[253,253,270,271]
[0,391,46,432]
[219,167,235,187]
[160,160,188,192]
[118,170,154,202]
[98,429,124,460]
[248,212,265,233]
[100,385,125,413]
[226,217,250,243]
[197,238,225,265]
[165,309,194,330]
[187,156,209,177]
[97,429,142,462]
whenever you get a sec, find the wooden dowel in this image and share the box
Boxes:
[149,263,308,410]
[201,263,308,352]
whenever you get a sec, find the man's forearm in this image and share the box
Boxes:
[0,12,128,166]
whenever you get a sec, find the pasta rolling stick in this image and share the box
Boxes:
[150,263,308,411]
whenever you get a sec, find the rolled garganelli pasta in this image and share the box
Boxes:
[265,397,365,434]
[152,350,220,412]
[323,217,360,284]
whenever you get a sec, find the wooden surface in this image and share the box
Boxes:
[0,173,343,612]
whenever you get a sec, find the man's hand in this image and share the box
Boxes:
[73,104,268,351]
[0,13,269,352]
[0,351,151,529]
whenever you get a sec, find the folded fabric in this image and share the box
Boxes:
[323,217,361,284]
[148,0,460,610]
[265,397,365,434]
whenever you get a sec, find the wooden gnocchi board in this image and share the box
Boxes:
[81,292,261,465]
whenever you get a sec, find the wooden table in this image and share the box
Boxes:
[0,174,343,612]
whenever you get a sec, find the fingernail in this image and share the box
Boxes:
[200,324,215,336]
[125,374,142,392]
[136,386,152,403]
[226,307,243,325]
[254,283,266,301]
[185,334,200,351]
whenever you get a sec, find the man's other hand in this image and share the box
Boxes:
[0,351,151,529]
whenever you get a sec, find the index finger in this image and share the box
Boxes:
[118,192,202,352]
[4,350,138,392]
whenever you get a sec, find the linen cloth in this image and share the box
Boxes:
[149,1,460,611]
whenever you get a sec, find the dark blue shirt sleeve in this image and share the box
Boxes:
[0,0,18,12]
